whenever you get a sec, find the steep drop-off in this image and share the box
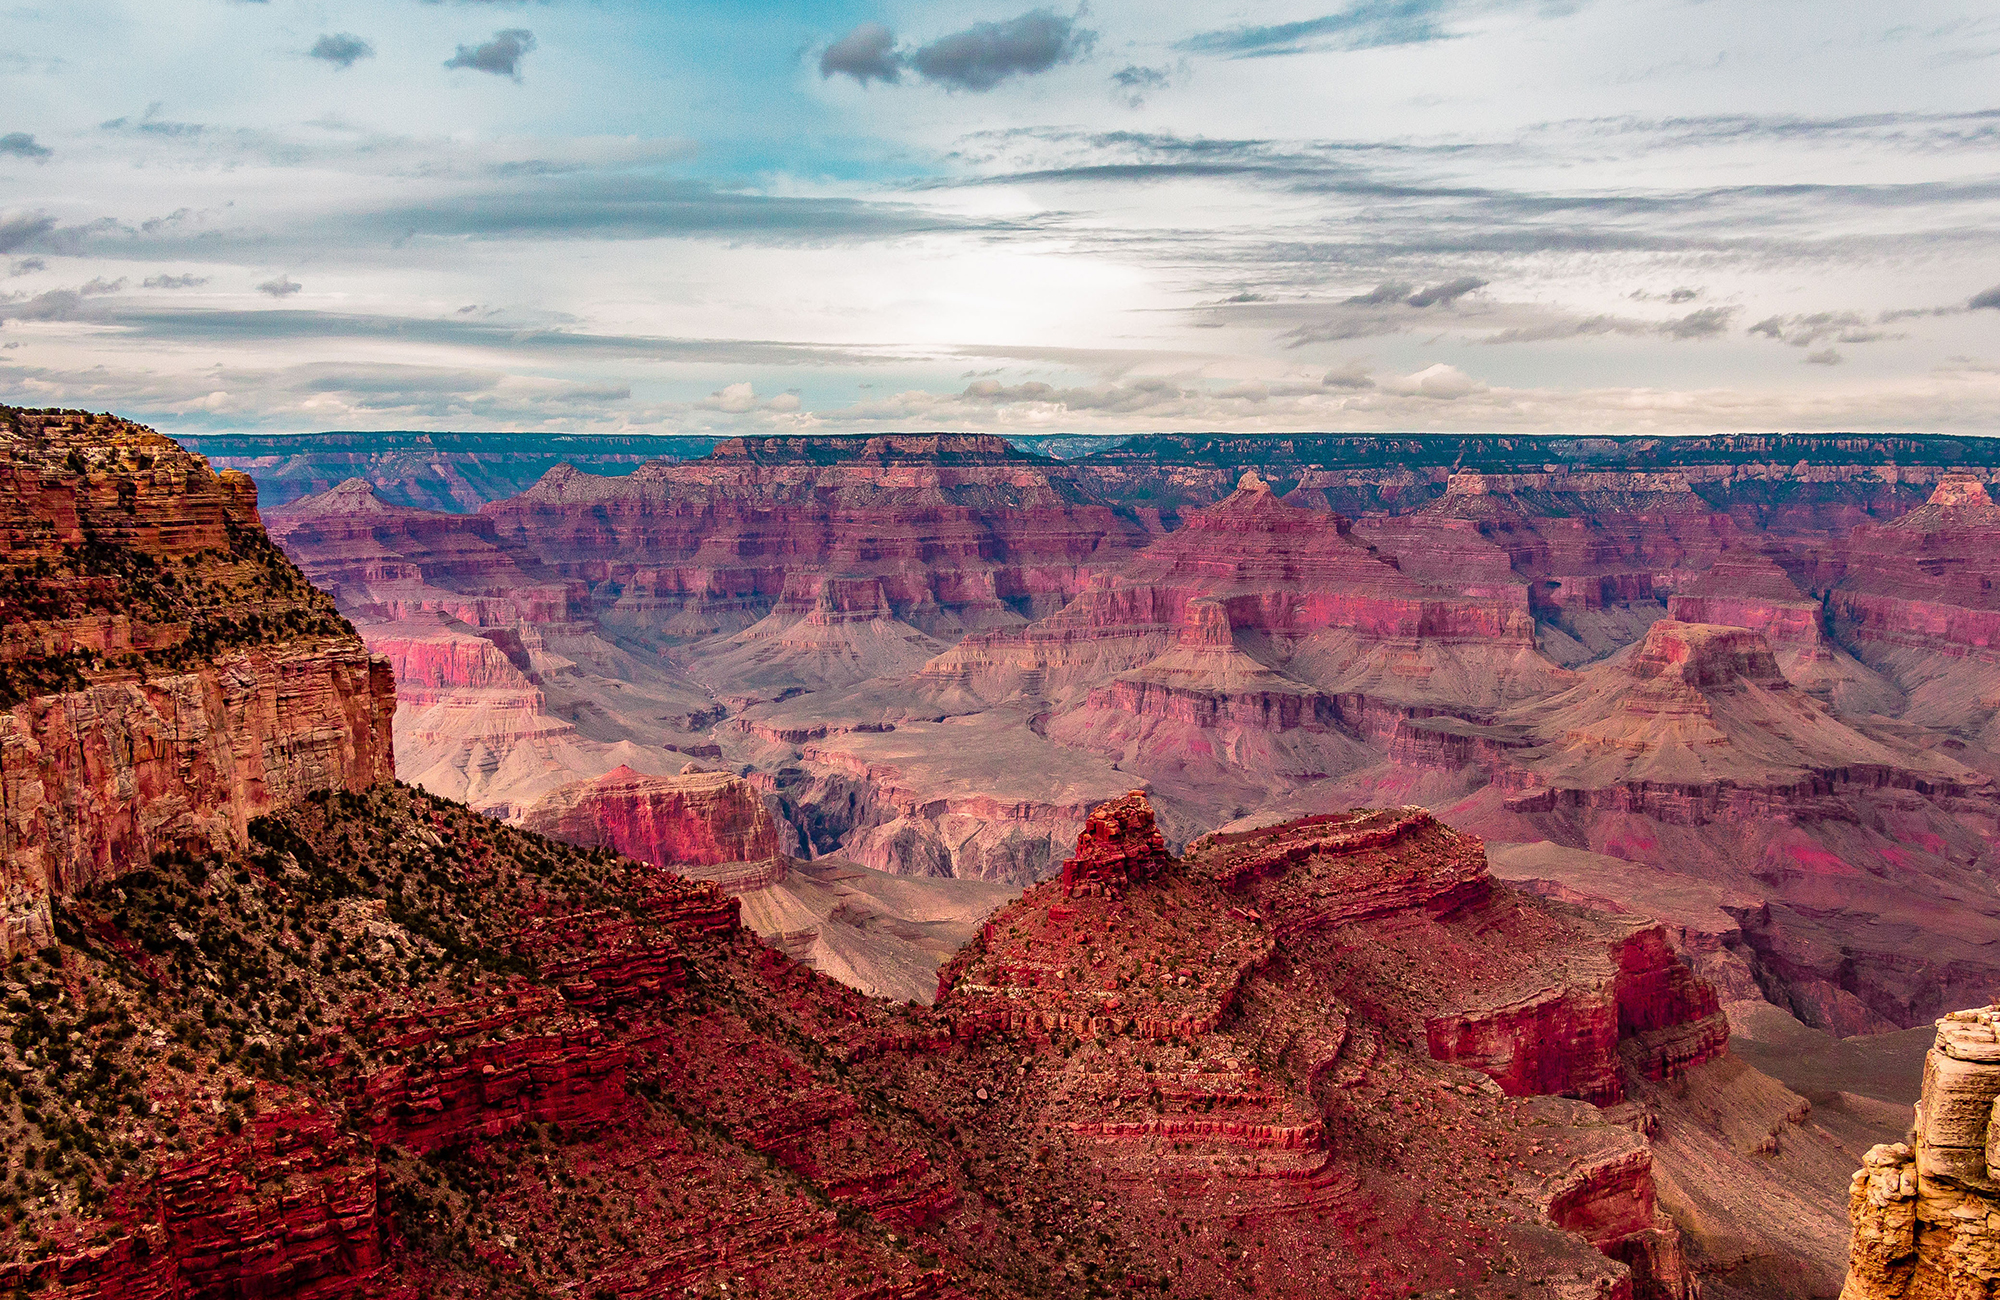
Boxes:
[484,433,1156,648]
[0,407,394,958]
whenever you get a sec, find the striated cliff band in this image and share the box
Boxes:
[1842,1006,2000,1300]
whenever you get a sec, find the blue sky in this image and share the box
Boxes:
[3,0,2000,434]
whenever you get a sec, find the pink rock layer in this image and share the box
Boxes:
[518,765,781,869]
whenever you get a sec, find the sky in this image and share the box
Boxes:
[3,0,2000,437]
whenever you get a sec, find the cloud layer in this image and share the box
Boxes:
[3,0,1999,436]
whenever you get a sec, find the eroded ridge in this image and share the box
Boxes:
[936,796,1726,1298]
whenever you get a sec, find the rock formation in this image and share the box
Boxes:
[922,471,1560,827]
[935,795,1725,1298]
[749,708,1140,885]
[1453,620,2000,1034]
[250,428,2000,1049]
[267,481,718,817]
[1058,789,1170,897]
[8,409,1982,1300]
[483,433,1154,644]
[519,764,782,874]
[516,763,1016,1004]
[1842,1006,2000,1300]
[1823,473,2000,749]
[0,407,395,957]
[0,757,1740,1300]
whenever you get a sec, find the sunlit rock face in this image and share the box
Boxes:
[1842,1007,2000,1300]
[0,407,395,957]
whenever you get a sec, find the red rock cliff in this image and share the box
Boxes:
[0,407,396,956]
[518,764,782,875]
[479,434,1153,641]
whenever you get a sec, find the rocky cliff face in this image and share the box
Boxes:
[252,430,2000,1051]
[5,763,1745,1300]
[265,478,585,627]
[1058,789,1170,897]
[519,763,782,873]
[1460,620,2000,1035]
[0,408,394,958]
[1816,473,2000,752]
[1842,1006,2000,1300]
[267,480,719,818]
[922,472,1556,825]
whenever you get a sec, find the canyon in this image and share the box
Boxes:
[9,412,1987,1297]
[258,432,2000,1048]
[0,406,1858,1300]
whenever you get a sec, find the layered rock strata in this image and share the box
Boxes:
[1456,620,2000,1033]
[519,764,782,872]
[1820,473,2000,745]
[518,762,1016,1004]
[268,481,719,817]
[1058,790,1170,897]
[482,433,1154,643]
[0,408,395,957]
[937,796,1726,1299]
[8,777,1740,1300]
[1842,1006,2000,1300]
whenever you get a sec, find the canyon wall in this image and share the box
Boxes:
[519,763,781,871]
[0,407,395,957]
[939,795,1727,1299]
[245,430,2000,1044]
[480,433,1157,644]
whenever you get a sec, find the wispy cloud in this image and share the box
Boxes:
[1178,0,1462,57]
[1109,64,1170,107]
[1478,305,1736,345]
[59,175,1024,259]
[86,306,892,369]
[1748,311,1897,348]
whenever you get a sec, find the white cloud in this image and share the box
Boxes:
[704,381,759,413]
[1381,363,1486,400]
